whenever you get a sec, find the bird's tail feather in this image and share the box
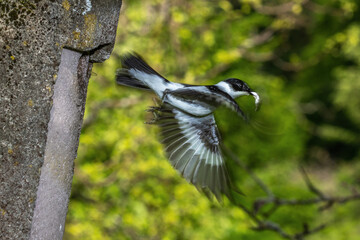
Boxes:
[116,52,169,90]
[120,52,167,80]
[115,69,151,90]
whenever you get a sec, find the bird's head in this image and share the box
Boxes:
[218,78,261,111]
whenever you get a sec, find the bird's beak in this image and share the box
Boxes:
[250,91,261,111]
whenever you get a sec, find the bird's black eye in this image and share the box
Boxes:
[225,78,250,91]
[233,82,244,91]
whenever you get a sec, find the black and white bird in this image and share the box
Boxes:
[116,53,261,201]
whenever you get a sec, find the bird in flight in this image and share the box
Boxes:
[116,53,261,201]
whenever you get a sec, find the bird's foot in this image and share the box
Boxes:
[146,106,161,112]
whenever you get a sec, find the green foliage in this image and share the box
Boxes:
[65,0,360,239]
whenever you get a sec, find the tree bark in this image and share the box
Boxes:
[0,1,122,239]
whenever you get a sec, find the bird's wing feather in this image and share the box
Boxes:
[166,88,247,120]
[150,103,236,201]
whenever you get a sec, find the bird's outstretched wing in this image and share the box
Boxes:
[149,103,238,201]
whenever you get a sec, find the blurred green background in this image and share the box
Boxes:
[64,0,360,239]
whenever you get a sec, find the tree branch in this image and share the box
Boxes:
[225,148,360,239]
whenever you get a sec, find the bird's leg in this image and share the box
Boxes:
[144,119,156,124]
[145,113,158,124]
[161,89,171,102]
[146,106,161,112]
[152,97,161,106]
[145,98,162,124]
[145,107,159,124]
[146,94,174,124]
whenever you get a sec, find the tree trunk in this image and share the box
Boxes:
[0,1,122,239]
